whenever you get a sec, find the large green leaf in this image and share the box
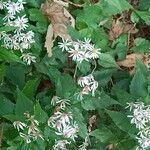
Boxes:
[0,48,23,63]
[90,128,114,143]
[107,110,137,135]
[15,89,34,115]
[98,53,118,68]
[136,11,150,26]
[130,61,148,98]
[22,79,39,99]
[132,38,150,53]
[0,96,15,115]
[102,0,132,16]
[34,101,48,123]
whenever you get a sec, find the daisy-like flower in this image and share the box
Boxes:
[51,96,61,106]
[20,53,36,65]
[27,123,39,134]
[82,38,92,50]
[14,15,28,31]
[56,99,70,110]
[31,132,44,141]
[56,124,78,141]
[13,121,27,131]
[68,44,85,63]
[58,39,72,51]
[23,31,35,43]
[17,0,26,10]
[7,1,21,15]
[3,13,15,25]
[48,116,56,128]
[136,135,150,149]
[0,0,4,9]
[19,132,32,143]
[86,45,101,59]
[53,140,70,150]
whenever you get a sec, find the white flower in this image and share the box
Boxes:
[56,99,70,110]
[21,53,36,65]
[136,135,150,149]
[53,140,70,150]
[17,0,26,10]
[56,124,78,141]
[3,13,15,25]
[79,137,89,150]
[58,39,72,51]
[23,31,35,43]
[82,38,92,50]
[13,121,27,131]
[48,116,56,128]
[51,96,61,106]
[0,0,4,9]
[28,123,39,134]
[31,132,44,141]
[19,132,32,143]
[86,45,101,59]
[90,81,98,96]
[68,44,85,63]
[7,1,21,15]
[14,15,28,30]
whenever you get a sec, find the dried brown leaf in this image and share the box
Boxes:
[88,115,96,133]
[117,53,142,68]
[41,0,74,57]
[45,24,54,57]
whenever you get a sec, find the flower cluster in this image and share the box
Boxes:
[58,38,101,63]
[0,0,35,65]
[13,113,43,143]
[126,102,150,150]
[77,74,98,100]
[48,96,79,149]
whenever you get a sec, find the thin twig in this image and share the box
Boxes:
[91,59,97,74]
[73,64,78,80]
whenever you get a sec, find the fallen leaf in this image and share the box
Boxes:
[117,53,142,68]
[88,115,96,133]
[41,0,75,57]
[45,24,54,57]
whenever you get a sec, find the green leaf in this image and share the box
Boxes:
[0,96,15,115]
[102,0,132,16]
[116,139,136,150]
[138,0,150,11]
[81,98,96,110]
[94,68,117,87]
[130,12,140,23]
[22,79,39,99]
[56,74,77,98]
[76,5,102,28]
[95,91,120,109]
[0,26,16,32]
[0,48,22,63]
[0,63,5,83]
[90,128,114,143]
[130,61,148,98]
[15,89,34,115]
[136,11,150,26]
[98,53,118,68]
[77,61,91,75]
[132,37,150,53]
[28,8,47,23]
[107,110,137,135]
[6,64,26,89]
[34,101,48,123]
